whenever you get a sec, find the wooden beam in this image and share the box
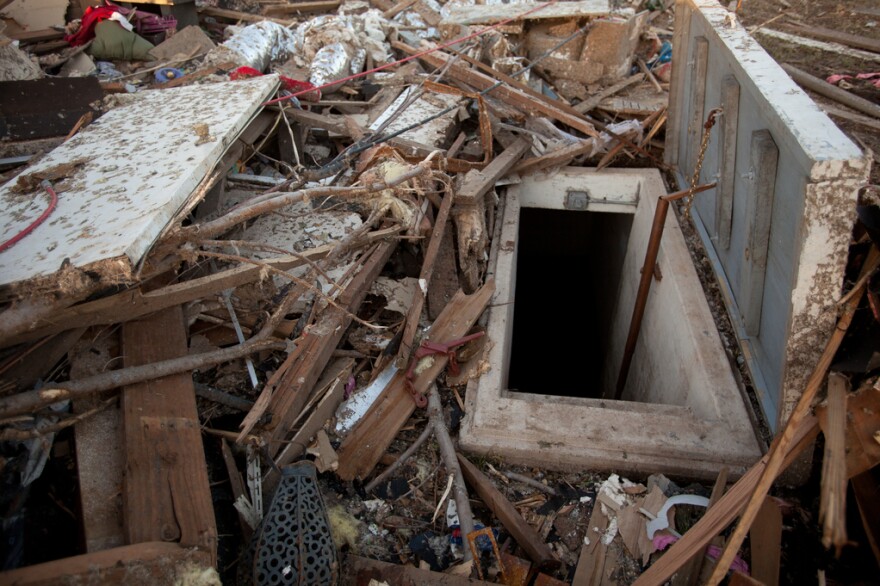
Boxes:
[262,0,340,15]
[792,25,880,54]
[1,244,332,347]
[196,6,294,25]
[817,380,880,479]
[456,137,530,204]
[574,73,645,114]
[782,64,880,120]
[396,187,461,368]
[263,241,396,456]
[335,281,494,480]
[121,307,217,563]
[392,42,599,138]
[457,453,558,569]
[346,555,493,584]
[749,497,782,586]
[0,542,212,586]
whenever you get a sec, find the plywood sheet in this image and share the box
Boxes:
[0,75,279,289]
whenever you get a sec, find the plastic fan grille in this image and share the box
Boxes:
[253,462,338,585]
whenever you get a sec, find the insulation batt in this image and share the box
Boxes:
[204,21,298,71]
[291,10,393,90]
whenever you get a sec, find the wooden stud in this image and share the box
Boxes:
[749,497,782,586]
[664,0,693,168]
[121,307,217,563]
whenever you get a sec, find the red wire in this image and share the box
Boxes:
[0,180,58,254]
[262,0,560,105]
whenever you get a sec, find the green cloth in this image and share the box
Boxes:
[89,20,154,61]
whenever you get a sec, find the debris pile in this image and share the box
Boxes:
[0,0,878,584]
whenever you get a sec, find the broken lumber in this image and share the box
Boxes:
[792,24,880,54]
[572,497,612,586]
[393,42,598,138]
[0,542,212,586]
[705,247,879,586]
[457,453,558,569]
[782,64,880,120]
[574,73,645,114]
[335,281,494,480]
[269,358,354,479]
[263,0,340,15]
[197,5,294,25]
[749,497,782,586]
[347,555,493,584]
[121,307,217,563]
[431,387,475,561]
[0,336,284,418]
[818,373,849,554]
[631,414,819,586]
[453,137,529,291]
[443,0,612,25]
[816,378,880,478]
[396,186,458,368]
[262,241,396,456]
[0,243,333,347]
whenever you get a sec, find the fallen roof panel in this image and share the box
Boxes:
[0,75,280,290]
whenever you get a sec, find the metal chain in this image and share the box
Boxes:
[683,107,723,219]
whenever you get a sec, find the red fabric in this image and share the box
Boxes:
[230,67,322,102]
[66,4,122,47]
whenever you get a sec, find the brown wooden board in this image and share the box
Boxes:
[0,542,212,586]
[457,453,558,569]
[0,78,103,140]
[121,307,217,563]
[335,281,494,480]
[263,241,396,456]
[749,498,782,586]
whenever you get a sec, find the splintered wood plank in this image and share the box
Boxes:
[457,454,558,569]
[443,0,610,25]
[70,329,124,553]
[3,244,332,347]
[121,307,217,563]
[0,76,279,291]
[456,138,530,204]
[851,467,880,566]
[335,281,494,480]
[427,225,459,320]
[264,241,396,456]
[749,497,781,586]
[573,501,610,586]
[0,542,212,586]
[817,381,880,479]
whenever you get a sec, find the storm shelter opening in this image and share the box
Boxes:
[508,207,633,398]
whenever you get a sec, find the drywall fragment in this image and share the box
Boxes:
[148,25,216,61]
[0,40,43,81]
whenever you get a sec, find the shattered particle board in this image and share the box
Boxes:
[0,78,102,140]
[148,25,215,61]
[442,0,615,25]
[369,86,463,150]
[0,75,279,292]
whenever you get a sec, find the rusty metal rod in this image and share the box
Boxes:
[613,182,716,400]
